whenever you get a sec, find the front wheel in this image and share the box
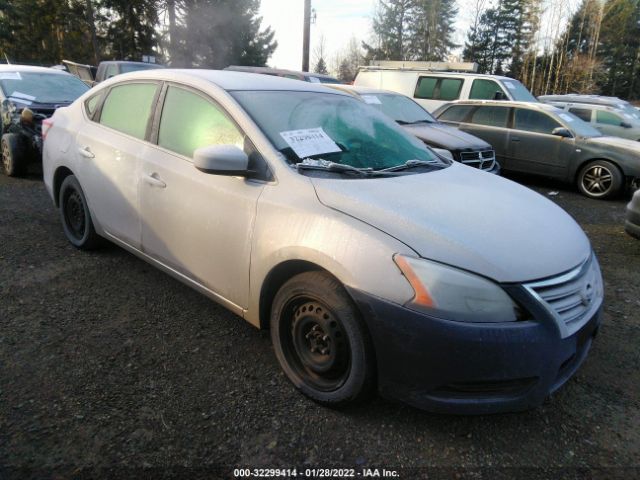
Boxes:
[577,160,623,199]
[2,133,26,177]
[270,271,376,407]
[58,175,102,249]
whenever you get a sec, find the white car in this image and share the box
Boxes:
[43,70,603,414]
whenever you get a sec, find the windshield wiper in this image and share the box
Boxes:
[396,119,434,125]
[378,159,440,172]
[294,159,399,177]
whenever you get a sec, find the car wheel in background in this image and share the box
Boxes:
[577,160,623,199]
[58,175,102,250]
[270,271,376,407]
[2,133,26,177]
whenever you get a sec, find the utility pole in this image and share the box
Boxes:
[302,0,311,72]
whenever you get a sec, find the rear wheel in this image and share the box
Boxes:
[270,271,375,407]
[577,160,623,199]
[58,175,102,249]
[2,133,26,177]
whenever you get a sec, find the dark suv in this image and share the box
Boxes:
[434,101,640,199]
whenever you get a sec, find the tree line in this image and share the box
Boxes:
[0,0,277,68]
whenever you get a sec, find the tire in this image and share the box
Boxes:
[577,160,623,199]
[2,133,26,177]
[270,271,376,407]
[58,175,102,250]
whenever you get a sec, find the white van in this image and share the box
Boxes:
[355,68,537,112]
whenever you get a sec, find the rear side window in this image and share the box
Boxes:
[596,110,623,126]
[514,109,561,134]
[99,83,157,139]
[470,106,510,128]
[469,79,503,100]
[415,77,462,101]
[105,64,118,79]
[84,91,103,119]
[158,86,244,158]
[438,105,475,122]
[568,108,592,122]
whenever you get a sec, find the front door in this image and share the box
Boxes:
[139,85,266,309]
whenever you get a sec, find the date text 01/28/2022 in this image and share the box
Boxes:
[233,468,400,478]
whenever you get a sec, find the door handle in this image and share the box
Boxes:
[143,173,166,189]
[77,146,95,158]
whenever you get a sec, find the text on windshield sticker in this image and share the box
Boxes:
[280,127,341,158]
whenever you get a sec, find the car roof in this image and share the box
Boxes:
[106,69,350,94]
[225,65,338,81]
[359,69,514,81]
[0,64,72,75]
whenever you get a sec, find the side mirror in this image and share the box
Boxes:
[193,144,250,176]
[494,91,507,100]
[621,121,632,129]
[552,127,573,138]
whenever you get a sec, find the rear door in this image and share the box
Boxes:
[76,81,160,249]
[139,83,267,309]
[508,108,575,177]
[458,105,512,168]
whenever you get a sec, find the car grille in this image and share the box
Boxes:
[458,150,495,171]
[523,255,603,338]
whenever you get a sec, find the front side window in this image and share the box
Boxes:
[514,109,561,134]
[232,90,441,171]
[596,110,623,126]
[84,91,103,118]
[158,86,243,158]
[99,83,158,139]
[437,105,475,123]
[469,79,503,100]
[470,106,510,128]
[568,107,592,122]
[105,64,118,79]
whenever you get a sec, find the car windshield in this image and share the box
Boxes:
[364,92,436,125]
[120,63,163,73]
[501,79,537,102]
[232,90,442,171]
[553,110,603,137]
[0,71,89,104]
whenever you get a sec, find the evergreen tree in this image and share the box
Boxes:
[371,0,414,60]
[407,0,458,61]
[314,57,328,75]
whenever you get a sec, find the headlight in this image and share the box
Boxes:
[393,254,523,323]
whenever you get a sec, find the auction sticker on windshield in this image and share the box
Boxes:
[558,113,575,122]
[362,95,382,105]
[280,127,341,158]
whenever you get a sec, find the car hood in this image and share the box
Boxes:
[586,135,640,152]
[401,122,491,151]
[311,163,591,283]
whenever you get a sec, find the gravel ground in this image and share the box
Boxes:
[0,170,638,479]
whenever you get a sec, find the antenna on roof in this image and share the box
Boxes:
[3,52,10,65]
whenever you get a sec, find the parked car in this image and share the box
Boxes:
[542,101,640,141]
[434,100,640,199]
[355,67,537,112]
[44,70,603,414]
[225,65,342,84]
[64,59,164,87]
[328,84,499,173]
[539,94,640,121]
[625,189,640,239]
[1,65,89,176]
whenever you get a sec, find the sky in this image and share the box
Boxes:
[258,0,476,72]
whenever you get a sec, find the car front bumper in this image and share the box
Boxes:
[348,288,602,414]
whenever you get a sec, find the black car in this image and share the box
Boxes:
[332,85,500,173]
[434,100,640,199]
[0,65,89,176]
[626,189,640,238]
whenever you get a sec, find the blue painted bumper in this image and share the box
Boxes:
[348,288,602,414]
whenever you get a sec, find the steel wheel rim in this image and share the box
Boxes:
[64,191,86,240]
[2,140,11,173]
[280,296,351,392]
[582,165,613,196]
